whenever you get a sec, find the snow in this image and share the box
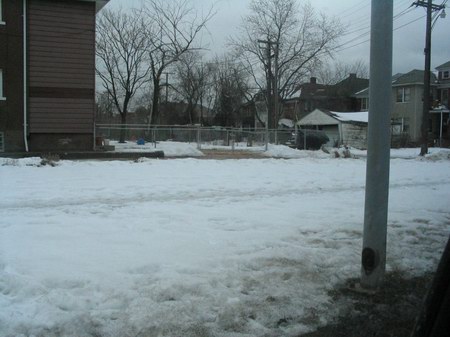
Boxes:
[329,111,369,123]
[111,140,205,157]
[1,146,450,337]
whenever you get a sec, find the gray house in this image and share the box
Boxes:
[354,69,438,143]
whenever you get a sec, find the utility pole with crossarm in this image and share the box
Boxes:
[413,0,446,156]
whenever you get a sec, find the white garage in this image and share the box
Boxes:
[297,109,369,149]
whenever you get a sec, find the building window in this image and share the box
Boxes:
[396,87,411,103]
[443,71,450,79]
[391,117,409,135]
[361,97,369,110]
[0,69,5,100]
[442,89,449,106]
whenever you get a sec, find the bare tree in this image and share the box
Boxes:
[142,0,214,125]
[174,52,213,125]
[316,59,369,85]
[96,91,114,123]
[230,0,344,128]
[96,9,151,142]
[211,57,252,127]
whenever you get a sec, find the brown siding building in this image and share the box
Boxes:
[0,0,108,152]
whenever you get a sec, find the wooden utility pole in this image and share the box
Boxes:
[258,40,279,130]
[413,0,446,156]
[162,72,173,103]
[273,42,280,130]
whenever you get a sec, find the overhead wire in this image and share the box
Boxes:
[331,1,432,53]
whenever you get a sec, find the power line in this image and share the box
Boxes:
[333,13,427,53]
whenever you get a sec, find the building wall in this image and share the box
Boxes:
[0,0,25,152]
[391,85,423,142]
[27,0,96,151]
[341,123,367,149]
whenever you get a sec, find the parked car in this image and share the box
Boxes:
[295,129,329,150]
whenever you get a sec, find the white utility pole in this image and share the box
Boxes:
[361,0,393,289]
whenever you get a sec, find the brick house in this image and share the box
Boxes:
[0,0,108,153]
[282,74,369,123]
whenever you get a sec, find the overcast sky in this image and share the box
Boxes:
[108,0,450,76]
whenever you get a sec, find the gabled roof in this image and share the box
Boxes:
[392,69,438,86]
[329,111,368,123]
[353,69,438,97]
[297,108,368,126]
[436,61,450,70]
[333,74,369,97]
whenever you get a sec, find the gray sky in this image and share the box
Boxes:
[109,0,450,76]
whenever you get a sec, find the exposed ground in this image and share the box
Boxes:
[200,149,267,159]
[300,271,433,337]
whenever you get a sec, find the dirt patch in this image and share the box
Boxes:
[200,149,266,159]
[300,271,433,337]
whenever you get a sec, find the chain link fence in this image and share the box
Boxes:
[95,124,294,148]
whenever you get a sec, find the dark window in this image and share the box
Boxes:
[361,98,369,110]
[396,88,410,103]
[0,69,5,100]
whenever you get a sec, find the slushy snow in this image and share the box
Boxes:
[1,144,449,337]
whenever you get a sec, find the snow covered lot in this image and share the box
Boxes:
[1,145,450,337]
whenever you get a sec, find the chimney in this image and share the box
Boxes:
[349,73,357,79]
[310,77,317,84]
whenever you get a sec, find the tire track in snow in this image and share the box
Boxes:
[1,179,449,211]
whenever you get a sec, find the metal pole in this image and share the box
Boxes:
[361,0,393,289]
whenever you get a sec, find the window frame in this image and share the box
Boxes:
[443,71,450,79]
[396,87,410,103]
[0,69,5,100]
[361,97,369,110]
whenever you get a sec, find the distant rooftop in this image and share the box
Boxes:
[436,61,450,70]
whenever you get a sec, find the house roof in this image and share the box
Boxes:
[436,61,450,70]
[353,69,438,97]
[297,109,368,126]
[392,69,438,86]
[333,74,369,97]
[329,111,368,123]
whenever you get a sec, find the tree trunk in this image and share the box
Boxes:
[119,113,127,143]
[151,80,161,125]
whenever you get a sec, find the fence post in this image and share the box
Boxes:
[197,125,201,150]
[275,129,278,145]
[265,128,269,151]
[231,132,235,152]
[153,129,156,148]
[304,128,307,150]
